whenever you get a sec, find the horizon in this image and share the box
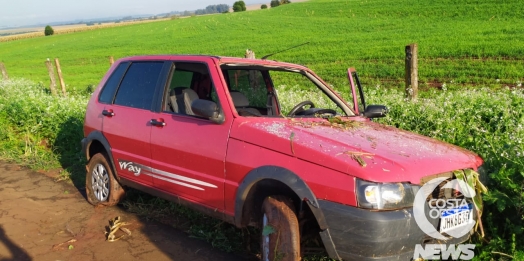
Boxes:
[0,0,266,29]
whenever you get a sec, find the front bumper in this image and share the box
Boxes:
[318,200,472,261]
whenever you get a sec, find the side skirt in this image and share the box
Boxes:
[119,178,235,225]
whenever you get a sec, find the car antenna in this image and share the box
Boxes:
[261,42,310,60]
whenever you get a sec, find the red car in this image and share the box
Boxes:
[82,55,483,260]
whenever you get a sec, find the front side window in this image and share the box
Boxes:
[163,62,219,117]
[114,62,164,110]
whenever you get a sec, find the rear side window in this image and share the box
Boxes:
[99,62,129,104]
[114,62,164,110]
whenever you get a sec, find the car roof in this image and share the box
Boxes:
[116,55,309,71]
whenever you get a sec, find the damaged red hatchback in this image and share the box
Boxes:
[82,55,483,261]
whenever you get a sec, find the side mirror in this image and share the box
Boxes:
[363,105,388,119]
[191,99,225,124]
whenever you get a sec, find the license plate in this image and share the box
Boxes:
[439,204,473,233]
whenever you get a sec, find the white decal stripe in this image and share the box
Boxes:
[151,168,218,188]
[141,171,205,191]
[118,159,217,190]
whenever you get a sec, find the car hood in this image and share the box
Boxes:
[229,118,481,184]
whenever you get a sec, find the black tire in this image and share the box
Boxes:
[260,196,301,261]
[85,153,125,206]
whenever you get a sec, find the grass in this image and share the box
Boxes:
[0,0,523,91]
[0,0,523,259]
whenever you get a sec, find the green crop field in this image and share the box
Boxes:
[0,0,523,260]
[0,0,523,91]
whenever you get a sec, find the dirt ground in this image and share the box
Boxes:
[0,162,245,261]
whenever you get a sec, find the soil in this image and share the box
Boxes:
[0,162,245,261]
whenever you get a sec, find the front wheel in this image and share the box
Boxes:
[261,196,301,261]
[85,153,125,206]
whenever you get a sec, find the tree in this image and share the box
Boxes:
[44,25,54,36]
[233,1,246,12]
[280,0,291,4]
[261,4,268,9]
[270,0,280,7]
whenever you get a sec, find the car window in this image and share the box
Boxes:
[221,66,347,117]
[163,62,219,116]
[99,62,129,104]
[226,70,266,108]
[170,70,193,89]
[270,71,344,115]
[114,62,164,110]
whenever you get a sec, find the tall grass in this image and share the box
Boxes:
[0,78,87,178]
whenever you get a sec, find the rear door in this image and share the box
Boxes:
[150,61,232,210]
[102,61,166,186]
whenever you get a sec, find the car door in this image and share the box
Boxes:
[150,61,231,210]
[102,61,166,186]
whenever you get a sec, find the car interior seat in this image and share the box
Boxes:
[230,91,262,116]
[169,87,189,114]
[182,88,199,116]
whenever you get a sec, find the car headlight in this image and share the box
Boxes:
[356,178,418,210]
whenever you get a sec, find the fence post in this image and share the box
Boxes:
[0,62,8,80]
[54,58,67,96]
[109,56,114,66]
[405,43,418,100]
[45,58,58,96]
[245,49,258,89]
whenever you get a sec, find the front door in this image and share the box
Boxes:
[150,61,230,210]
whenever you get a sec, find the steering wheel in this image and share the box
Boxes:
[287,100,315,116]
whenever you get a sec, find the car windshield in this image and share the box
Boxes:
[221,65,355,117]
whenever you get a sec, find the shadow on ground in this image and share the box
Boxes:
[0,225,31,261]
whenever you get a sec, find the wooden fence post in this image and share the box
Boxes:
[245,49,258,89]
[45,58,58,96]
[0,62,8,80]
[109,56,114,66]
[405,43,418,100]
[54,58,67,96]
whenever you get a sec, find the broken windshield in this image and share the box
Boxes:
[221,65,355,117]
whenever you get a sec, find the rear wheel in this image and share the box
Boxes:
[261,196,301,261]
[85,153,125,206]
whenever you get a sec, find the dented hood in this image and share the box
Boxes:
[229,118,481,184]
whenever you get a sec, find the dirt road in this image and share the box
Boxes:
[0,162,245,261]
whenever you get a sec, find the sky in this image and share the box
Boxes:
[0,0,263,28]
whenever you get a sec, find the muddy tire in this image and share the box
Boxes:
[260,196,301,261]
[85,153,125,206]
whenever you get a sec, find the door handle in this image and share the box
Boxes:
[150,118,166,127]
[102,109,115,117]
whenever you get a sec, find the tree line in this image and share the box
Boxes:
[194,4,230,15]
[233,0,291,12]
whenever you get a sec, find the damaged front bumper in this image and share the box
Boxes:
[318,200,472,261]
